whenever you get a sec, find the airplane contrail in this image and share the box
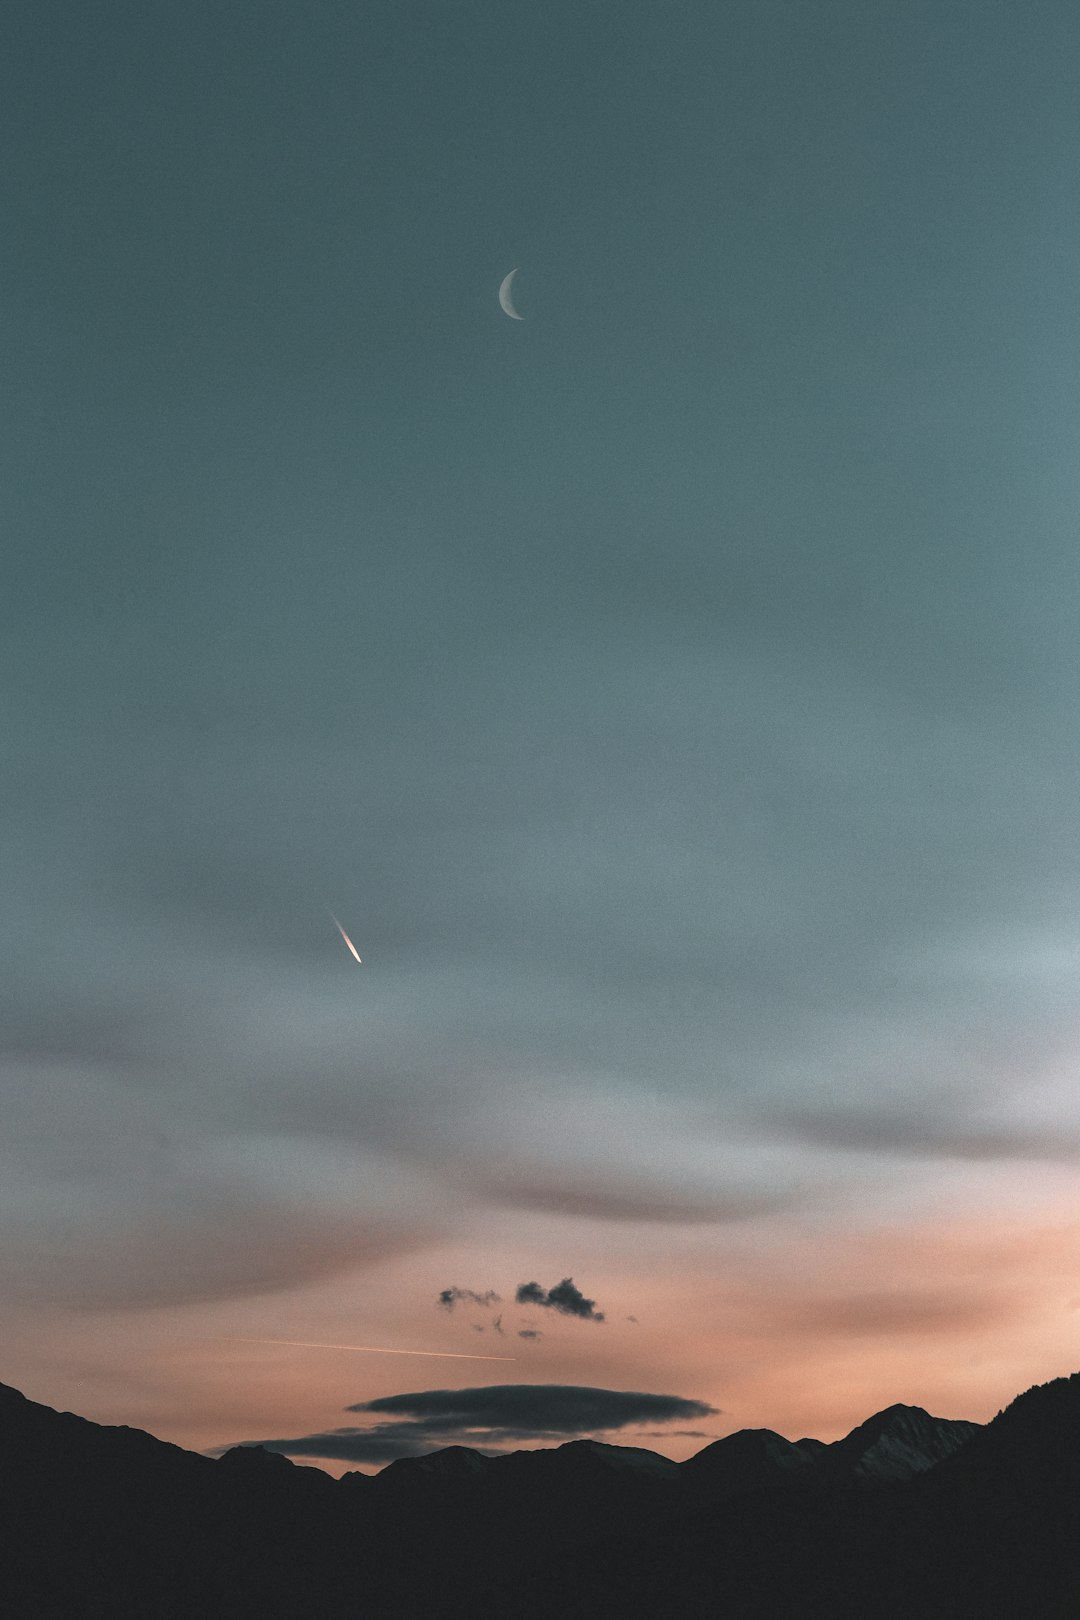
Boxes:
[329,911,362,964]
[222,1336,516,1362]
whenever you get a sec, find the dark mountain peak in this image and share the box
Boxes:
[831,1402,981,1482]
[836,1401,932,1447]
[377,1445,492,1488]
[681,1426,818,1497]
[929,1370,1080,1494]
[689,1432,816,1470]
[482,1438,681,1502]
[0,1379,214,1480]
[682,1406,981,1495]
[991,1369,1080,1431]
[405,1443,490,1472]
[552,1439,680,1476]
[216,1443,297,1473]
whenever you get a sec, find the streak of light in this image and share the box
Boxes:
[329,912,362,964]
[221,1336,517,1362]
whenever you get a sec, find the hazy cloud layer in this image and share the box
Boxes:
[230,1384,719,1466]
[782,1289,1007,1338]
[0,1066,434,1309]
[515,1279,606,1322]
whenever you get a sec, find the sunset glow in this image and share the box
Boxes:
[5,0,1078,1509]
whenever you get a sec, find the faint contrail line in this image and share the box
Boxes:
[222,1336,517,1362]
[328,911,363,964]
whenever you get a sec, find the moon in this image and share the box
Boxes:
[499,268,524,320]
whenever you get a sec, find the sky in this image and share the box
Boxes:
[3,0,1080,1473]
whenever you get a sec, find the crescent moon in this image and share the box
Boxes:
[499,268,524,321]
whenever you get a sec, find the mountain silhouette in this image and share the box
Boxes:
[1,1373,1078,1617]
[821,1401,981,1482]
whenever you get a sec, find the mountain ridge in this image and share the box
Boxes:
[2,1373,1078,1617]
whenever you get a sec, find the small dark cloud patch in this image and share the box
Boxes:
[492,1314,504,1336]
[515,1277,605,1321]
[518,1328,542,1341]
[221,1384,718,1470]
[438,1286,501,1311]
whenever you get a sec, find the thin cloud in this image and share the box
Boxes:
[218,1426,452,1466]
[772,1107,1080,1163]
[778,1287,1007,1338]
[515,1277,605,1322]
[473,1167,793,1225]
[518,1329,543,1341]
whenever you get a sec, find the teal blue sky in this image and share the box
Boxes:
[3,2,1080,1457]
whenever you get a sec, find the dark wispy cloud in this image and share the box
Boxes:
[224,1427,440,1465]
[0,993,149,1067]
[348,1385,710,1431]
[225,1384,718,1467]
[518,1329,542,1341]
[515,1278,605,1322]
[773,1107,1080,1164]
[0,1063,430,1308]
[437,1287,502,1311]
[471,1165,795,1224]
